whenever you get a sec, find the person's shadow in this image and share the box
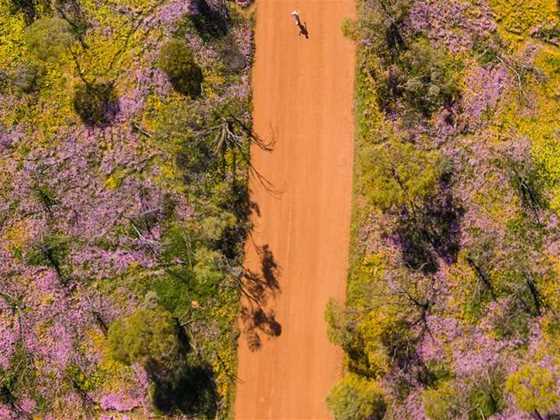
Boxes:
[298,22,309,39]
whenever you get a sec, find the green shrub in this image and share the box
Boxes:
[108,307,181,366]
[379,38,463,116]
[24,17,74,61]
[73,82,119,126]
[506,363,559,415]
[341,17,360,41]
[159,39,203,97]
[361,138,442,212]
[424,372,505,420]
[327,374,386,420]
[423,380,463,420]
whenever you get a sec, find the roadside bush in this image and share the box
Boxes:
[108,307,181,366]
[341,17,360,41]
[73,82,119,126]
[159,39,203,97]
[361,138,442,213]
[24,17,74,61]
[327,374,386,420]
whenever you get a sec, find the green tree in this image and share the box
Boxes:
[506,363,559,417]
[24,17,74,61]
[325,300,373,377]
[159,39,203,98]
[327,374,386,420]
[395,38,462,115]
[108,308,181,366]
[361,138,441,213]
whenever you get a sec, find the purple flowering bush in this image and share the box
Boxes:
[329,0,560,419]
[0,0,254,417]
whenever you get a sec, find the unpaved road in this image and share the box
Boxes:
[234,1,356,419]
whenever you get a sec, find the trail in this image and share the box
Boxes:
[235,1,356,419]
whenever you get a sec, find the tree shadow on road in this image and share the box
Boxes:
[238,243,282,351]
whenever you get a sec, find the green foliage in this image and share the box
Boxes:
[341,17,360,41]
[65,364,103,393]
[159,39,203,97]
[361,138,442,212]
[152,274,191,315]
[325,300,373,377]
[0,342,37,408]
[472,36,502,66]
[424,372,505,420]
[192,246,225,298]
[72,82,118,126]
[327,374,386,420]
[423,380,463,420]
[490,0,554,40]
[360,314,417,376]
[379,38,463,116]
[506,363,559,414]
[24,17,74,61]
[26,233,69,274]
[325,300,353,347]
[108,307,181,366]
[356,0,411,59]
[504,156,547,217]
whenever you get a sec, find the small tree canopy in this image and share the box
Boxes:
[159,39,203,97]
[108,307,181,366]
[327,374,386,420]
[361,138,442,212]
[24,17,74,61]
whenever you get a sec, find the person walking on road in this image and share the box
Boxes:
[291,10,309,38]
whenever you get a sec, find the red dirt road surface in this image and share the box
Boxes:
[234,1,356,419]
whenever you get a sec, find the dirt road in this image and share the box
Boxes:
[234,1,356,419]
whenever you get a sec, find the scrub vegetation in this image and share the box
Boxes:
[329,0,560,419]
[0,0,255,417]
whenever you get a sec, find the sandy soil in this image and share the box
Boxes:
[234,1,356,419]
